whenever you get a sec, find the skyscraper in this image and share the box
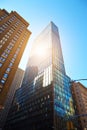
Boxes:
[5,22,74,130]
[0,9,31,108]
[0,68,24,129]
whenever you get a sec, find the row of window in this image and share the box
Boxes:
[0,29,28,92]
[0,27,28,67]
[0,41,15,67]
[14,94,51,113]
[54,68,70,88]
[0,19,25,49]
[0,13,8,21]
[43,65,52,87]
[33,65,52,88]
[0,11,27,34]
[0,27,28,74]
[54,70,74,116]
[0,26,16,48]
[38,57,52,73]
[54,86,71,98]
[0,16,16,33]
[0,47,21,90]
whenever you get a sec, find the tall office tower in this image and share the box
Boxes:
[0,68,24,129]
[0,9,31,108]
[71,82,87,130]
[5,22,74,130]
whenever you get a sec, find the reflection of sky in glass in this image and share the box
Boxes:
[28,24,53,68]
[54,72,74,117]
[30,24,52,57]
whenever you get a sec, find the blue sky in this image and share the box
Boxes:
[1,0,87,86]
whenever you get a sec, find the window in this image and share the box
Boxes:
[1,80,5,84]
[0,63,2,67]
[43,65,52,87]
[6,68,11,73]
[7,44,13,50]
[5,49,10,54]
[2,52,8,58]
[3,73,8,78]
[0,57,6,62]
[9,62,13,67]
[14,54,17,58]
[11,58,15,63]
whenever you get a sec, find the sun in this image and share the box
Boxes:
[35,47,46,57]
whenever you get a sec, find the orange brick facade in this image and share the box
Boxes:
[0,9,31,107]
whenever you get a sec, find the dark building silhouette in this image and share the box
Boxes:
[5,22,74,130]
[0,68,24,129]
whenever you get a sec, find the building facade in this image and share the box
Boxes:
[0,68,24,129]
[5,22,74,130]
[71,82,87,130]
[0,9,31,108]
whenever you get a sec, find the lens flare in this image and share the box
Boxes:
[36,47,46,57]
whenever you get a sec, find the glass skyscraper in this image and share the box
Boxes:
[5,22,74,130]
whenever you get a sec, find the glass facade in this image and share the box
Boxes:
[54,71,74,116]
[52,23,74,117]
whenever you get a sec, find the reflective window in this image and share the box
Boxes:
[0,57,6,62]
[1,79,5,84]
[6,68,11,73]
[0,63,2,67]
[3,73,8,78]
[9,62,13,67]
[54,68,74,116]
[2,52,8,58]
[43,65,52,87]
